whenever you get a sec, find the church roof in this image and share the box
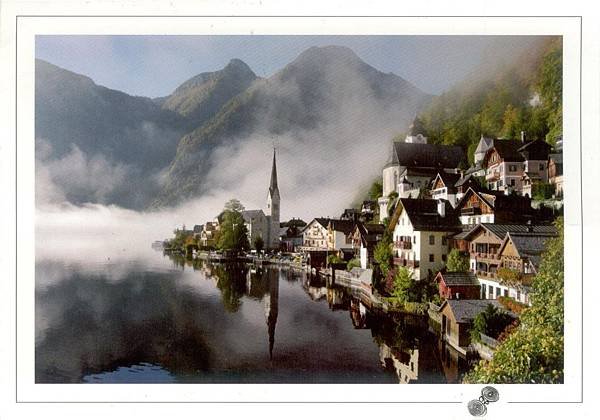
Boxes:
[269,148,279,195]
[475,136,495,154]
[385,142,466,170]
[241,209,266,223]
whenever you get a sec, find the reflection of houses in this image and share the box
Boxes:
[327,287,350,311]
[379,344,419,384]
[435,271,480,300]
[378,121,466,219]
[438,299,504,354]
[438,339,474,384]
[455,187,535,226]
[349,299,369,329]
[390,198,461,280]
[350,223,386,269]
[199,221,220,248]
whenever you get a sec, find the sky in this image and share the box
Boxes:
[36,35,533,97]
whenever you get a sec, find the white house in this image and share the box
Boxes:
[300,218,331,251]
[390,198,462,280]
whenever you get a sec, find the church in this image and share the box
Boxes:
[241,149,281,250]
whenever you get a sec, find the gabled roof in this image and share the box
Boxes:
[328,219,356,235]
[241,209,266,223]
[462,223,557,241]
[353,222,386,247]
[484,139,525,163]
[432,171,461,190]
[498,231,557,261]
[301,218,332,234]
[475,136,495,154]
[436,271,480,287]
[392,198,461,232]
[385,142,466,169]
[517,139,552,160]
[439,299,506,323]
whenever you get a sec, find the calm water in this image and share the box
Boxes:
[35,250,470,384]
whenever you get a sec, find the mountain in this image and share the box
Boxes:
[161,58,259,124]
[414,37,562,162]
[153,46,432,207]
[35,59,190,208]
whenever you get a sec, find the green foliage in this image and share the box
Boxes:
[532,182,556,200]
[253,236,264,253]
[446,249,470,272]
[469,304,514,343]
[347,258,361,271]
[369,181,383,201]
[217,203,250,253]
[391,267,416,301]
[417,39,562,161]
[327,254,344,265]
[464,217,564,383]
[374,240,393,276]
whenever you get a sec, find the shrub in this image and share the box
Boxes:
[347,258,361,271]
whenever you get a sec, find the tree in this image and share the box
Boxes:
[464,217,564,383]
[469,304,514,343]
[446,249,470,272]
[374,240,393,276]
[253,236,264,253]
[327,254,344,265]
[217,203,250,253]
[224,198,245,213]
[369,181,383,201]
[391,267,416,301]
[347,258,361,271]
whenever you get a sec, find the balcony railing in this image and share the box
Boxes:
[393,258,419,268]
[394,240,412,250]
[461,207,482,216]
[476,270,498,280]
[471,252,501,261]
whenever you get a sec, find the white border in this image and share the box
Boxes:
[7,11,584,409]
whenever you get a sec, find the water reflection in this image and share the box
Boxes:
[35,252,471,383]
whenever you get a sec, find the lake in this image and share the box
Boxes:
[35,250,470,384]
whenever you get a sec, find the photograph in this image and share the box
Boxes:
[33,33,565,386]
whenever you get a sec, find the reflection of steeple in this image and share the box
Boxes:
[264,269,279,360]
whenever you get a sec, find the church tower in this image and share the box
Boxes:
[266,148,280,249]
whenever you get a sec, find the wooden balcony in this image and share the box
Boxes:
[394,240,412,250]
[461,206,482,216]
[476,270,498,280]
[470,252,501,262]
[393,258,419,269]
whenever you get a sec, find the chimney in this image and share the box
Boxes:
[437,199,446,217]
[521,131,526,143]
[455,292,460,300]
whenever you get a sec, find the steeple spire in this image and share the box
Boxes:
[269,147,278,194]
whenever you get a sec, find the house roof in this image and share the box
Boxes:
[437,271,480,287]
[432,171,462,190]
[462,223,557,241]
[393,198,461,232]
[517,139,552,160]
[500,232,557,261]
[386,141,466,169]
[241,209,266,223]
[353,222,386,247]
[486,139,526,162]
[328,219,356,235]
[440,299,506,323]
[475,136,495,154]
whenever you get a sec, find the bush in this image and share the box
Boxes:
[327,254,343,265]
[470,304,514,343]
[347,258,361,271]
[446,249,470,272]
[498,296,527,315]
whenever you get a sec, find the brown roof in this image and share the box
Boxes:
[328,219,356,235]
[437,271,480,287]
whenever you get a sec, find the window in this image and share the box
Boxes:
[488,285,493,297]
[517,291,521,301]
[413,236,416,244]
[442,236,447,245]
[504,289,509,297]
[510,179,516,186]
[429,235,435,245]
[429,254,435,262]
[509,164,517,172]
[442,254,447,262]
[539,163,544,171]
[496,287,501,298]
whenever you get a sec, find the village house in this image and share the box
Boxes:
[454,187,536,226]
[327,219,356,251]
[199,221,219,248]
[300,218,331,251]
[390,198,462,280]
[548,153,563,197]
[483,135,552,196]
[430,172,462,207]
[463,223,557,304]
[378,119,466,219]
[438,299,506,354]
[350,222,386,269]
[435,271,481,300]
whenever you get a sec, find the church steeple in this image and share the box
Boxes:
[269,148,279,195]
